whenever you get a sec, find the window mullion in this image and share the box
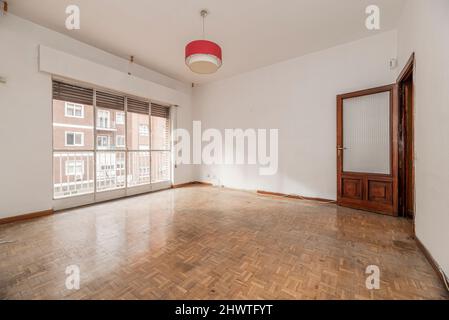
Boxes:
[125,97,128,192]
[149,100,152,186]
[93,89,97,200]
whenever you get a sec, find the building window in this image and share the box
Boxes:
[116,135,125,147]
[97,110,110,129]
[97,135,109,148]
[65,160,85,176]
[65,102,84,118]
[116,112,125,125]
[139,124,149,136]
[65,132,84,146]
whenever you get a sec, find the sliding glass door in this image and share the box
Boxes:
[52,80,172,208]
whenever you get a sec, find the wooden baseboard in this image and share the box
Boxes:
[173,184,335,204]
[257,190,336,204]
[195,181,213,186]
[415,236,449,292]
[0,209,54,225]
[172,181,197,189]
[172,181,213,188]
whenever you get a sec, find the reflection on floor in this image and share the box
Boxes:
[0,185,447,299]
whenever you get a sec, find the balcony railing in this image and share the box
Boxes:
[53,152,94,199]
[128,151,151,187]
[96,151,126,192]
[151,151,170,183]
[53,150,171,199]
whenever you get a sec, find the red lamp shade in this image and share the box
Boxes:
[185,40,222,74]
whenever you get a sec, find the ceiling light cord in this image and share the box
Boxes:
[200,9,208,40]
[202,14,205,39]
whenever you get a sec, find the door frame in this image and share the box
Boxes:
[397,53,415,219]
[337,84,399,216]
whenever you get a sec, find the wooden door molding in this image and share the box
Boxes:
[397,53,415,219]
[397,53,415,83]
[337,84,399,216]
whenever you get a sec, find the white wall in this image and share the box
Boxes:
[193,31,398,199]
[397,0,449,276]
[0,14,194,219]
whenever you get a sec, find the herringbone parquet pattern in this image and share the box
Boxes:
[0,186,447,299]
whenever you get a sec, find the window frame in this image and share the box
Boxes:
[97,110,111,129]
[97,135,109,149]
[65,102,84,118]
[65,131,85,147]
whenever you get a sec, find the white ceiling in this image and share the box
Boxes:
[8,0,405,84]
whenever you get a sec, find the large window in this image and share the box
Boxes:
[52,81,172,200]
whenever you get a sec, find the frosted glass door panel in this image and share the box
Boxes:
[343,92,390,174]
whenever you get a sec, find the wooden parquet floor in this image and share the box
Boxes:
[0,186,447,300]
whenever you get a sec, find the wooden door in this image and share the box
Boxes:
[337,85,399,216]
